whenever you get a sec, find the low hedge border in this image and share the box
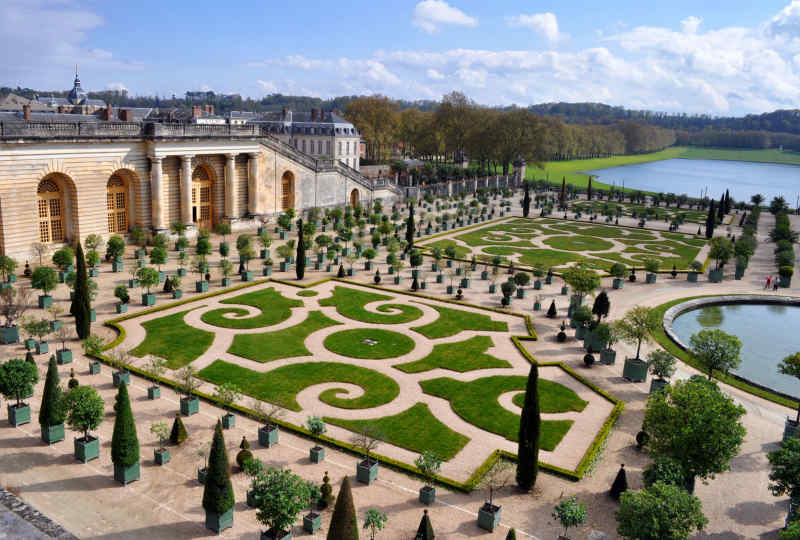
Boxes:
[652,294,800,411]
[414,215,514,244]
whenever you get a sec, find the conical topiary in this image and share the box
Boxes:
[39,356,64,429]
[516,362,540,491]
[505,529,517,540]
[236,435,253,470]
[415,509,435,539]
[71,242,91,339]
[327,476,358,540]
[68,367,79,389]
[111,381,139,467]
[610,463,628,500]
[547,300,557,318]
[25,351,34,364]
[319,471,334,509]
[170,412,188,445]
[202,420,234,514]
[296,218,306,280]
[337,264,345,278]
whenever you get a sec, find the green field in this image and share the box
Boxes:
[130,309,214,369]
[228,310,340,362]
[394,335,511,373]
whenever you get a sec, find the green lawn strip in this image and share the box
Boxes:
[228,310,340,363]
[201,287,302,329]
[484,246,587,268]
[297,290,318,297]
[454,227,538,248]
[198,359,400,411]
[542,235,614,252]
[319,286,424,324]
[130,308,214,369]
[325,403,470,461]
[324,328,416,359]
[421,239,472,257]
[419,376,575,450]
[394,335,511,373]
[511,381,588,412]
[412,303,508,339]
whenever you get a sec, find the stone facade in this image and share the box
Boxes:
[0,122,396,259]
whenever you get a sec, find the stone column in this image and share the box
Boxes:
[180,155,194,225]
[224,153,237,219]
[149,156,165,231]
[247,152,260,215]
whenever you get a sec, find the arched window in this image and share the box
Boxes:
[350,189,359,209]
[281,171,295,210]
[37,179,64,243]
[107,175,128,233]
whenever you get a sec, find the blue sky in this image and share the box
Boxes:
[2,0,800,115]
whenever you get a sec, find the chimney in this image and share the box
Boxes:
[193,105,202,119]
[119,109,131,122]
[105,103,113,121]
[22,104,31,121]
[205,104,214,115]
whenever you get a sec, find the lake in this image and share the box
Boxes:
[584,158,800,203]
[671,303,800,398]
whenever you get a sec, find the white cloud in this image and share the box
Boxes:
[681,16,702,34]
[257,80,277,92]
[506,13,566,42]
[412,1,477,34]
[426,68,445,80]
[456,67,487,87]
[764,0,800,37]
[106,82,128,92]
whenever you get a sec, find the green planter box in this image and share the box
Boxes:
[262,267,273,276]
[147,386,160,400]
[128,279,139,288]
[516,288,525,299]
[262,249,271,259]
[613,278,624,289]
[533,279,542,290]
[708,269,723,283]
[419,486,436,505]
[488,284,496,293]
[280,261,291,272]
[141,293,156,306]
[261,529,291,540]
[35,341,49,354]
[7,274,16,283]
[420,281,428,289]
[38,295,53,309]
[545,275,553,285]
[533,301,541,311]
[112,261,124,272]
[477,504,502,532]
[221,413,236,429]
[180,396,199,416]
[303,513,322,534]
[135,249,147,259]
[356,459,378,485]
[196,280,209,293]
[649,378,670,394]
[455,267,462,276]
[221,277,232,287]
[50,320,62,332]
[90,309,96,323]
[177,268,187,277]
[310,445,325,463]
[115,302,128,314]
[780,275,792,288]
[561,286,568,295]
[393,276,401,285]
[246,489,262,508]
[8,403,30,426]
[461,278,471,288]
[154,447,171,465]
[56,349,72,364]
[0,325,19,345]
[112,371,130,387]
[646,273,657,284]
[623,357,648,382]
[783,419,800,442]
[241,271,254,282]
[89,361,101,375]
[89,268,99,278]
[74,436,99,463]
[114,462,140,485]
[205,508,233,534]
[446,285,454,295]
[600,349,617,365]
[172,289,183,299]
[346,268,354,276]
[687,271,698,282]
[158,271,166,283]
[41,423,65,444]
[436,274,444,284]
[259,425,279,447]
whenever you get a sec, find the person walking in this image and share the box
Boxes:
[765,276,771,289]
[774,281,779,292]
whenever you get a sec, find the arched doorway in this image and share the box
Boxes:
[350,188,359,209]
[37,178,65,244]
[192,166,213,231]
[281,171,295,210]
[107,175,128,234]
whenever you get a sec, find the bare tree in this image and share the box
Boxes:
[478,459,514,508]
[0,286,31,328]
[351,424,383,465]
[250,399,285,428]
[31,243,50,266]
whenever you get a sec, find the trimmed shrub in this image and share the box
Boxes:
[327,476,358,540]
[111,381,139,467]
[202,421,235,514]
[170,413,188,445]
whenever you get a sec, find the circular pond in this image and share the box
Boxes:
[324,328,415,359]
[667,298,800,398]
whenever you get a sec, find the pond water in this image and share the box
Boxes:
[584,158,800,203]
[671,303,800,398]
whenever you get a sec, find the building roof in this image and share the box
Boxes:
[0,111,99,123]
[250,110,359,136]
[0,93,50,112]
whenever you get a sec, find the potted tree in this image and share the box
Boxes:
[644,257,660,283]
[363,508,388,540]
[0,255,18,285]
[352,425,382,484]
[86,248,101,278]
[24,318,51,355]
[52,246,75,282]
[708,236,733,283]
[129,227,147,259]
[220,258,234,287]
[302,481,323,534]
[151,421,171,465]
[202,421,235,534]
[477,460,514,531]
[193,255,209,292]
[31,265,57,308]
[171,221,188,251]
[614,306,660,382]
[263,257,274,276]
[532,264,545,289]
[0,357,39,426]
[177,250,188,277]
[610,262,627,289]
[513,272,529,298]
[648,349,677,393]
[254,400,284,447]
[362,247,377,271]
[39,356,65,444]
[63,385,104,462]
[108,347,132,387]
[146,356,167,399]
[572,306,592,339]
[414,450,442,505]
[253,466,311,540]
[170,275,183,299]
[258,229,272,259]
[244,458,265,506]
[179,365,200,416]
[214,382,241,429]
[54,324,73,364]
[214,223,232,256]
[779,266,794,288]
[779,353,800,440]
[392,259,404,284]
[149,246,168,282]
[238,234,256,281]
[0,286,31,344]
[136,266,159,306]
[107,235,126,272]
[551,496,587,540]
[197,444,210,484]
[114,285,129,314]
[82,334,103,375]
[687,260,702,282]
[306,416,326,463]
[111,381,140,485]
[597,323,618,365]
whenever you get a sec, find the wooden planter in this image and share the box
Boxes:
[708,269,723,283]
[600,349,616,365]
[41,422,65,444]
[303,512,322,534]
[8,403,30,426]
[477,503,502,532]
[141,293,156,306]
[646,273,657,284]
[784,419,800,442]
[649,378,669,393]
[241,271,254,282]
[221,413,236,429]
[0,325,19,344]
[114,462,140,485]
[258,424,279,447]
[115,302,128,314]
[246,489,262,508]
[623,357,648,382]
[180,396,199,416]
[356,459,379,485]
[89,361,101,375]
[35,341,49,354]
[172,289,183,299]
[205,508,234,534]
[261,528,291,540]
[310,445,325,463]
[74,436,99,463]
[195,281,209,293]
[419,486,436,505]
[221,277,232,287]
[113,371,130,387]
[147,386,160,400]
[154,448,170,465]
[56,349,72,364]
[197,467,208,484]
[38,295,53,309]
[612,278,624,289]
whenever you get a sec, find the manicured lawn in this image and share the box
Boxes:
[542,235,614,252]
[228,310,340,362]
[297,290,318,297]
[420,375,587,450]
[412,303,508,339]
[324,328,415,359]
[319,286,424,324]
[421,239,472,258]
[201,287,302,329]
[394,335,511,373]
[198,360,400,411]
[131,309,214,369]
[485,246,587,269]
[326,403,470,460]
[453,227,537,248]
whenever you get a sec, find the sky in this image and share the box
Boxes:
[2,0,800,115]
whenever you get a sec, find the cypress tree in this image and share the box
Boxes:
[724,189,731,214]
[516,362,541,491]
[39,355,64,429]
[170,412,188,444]
[296,218,306,280]
[327,476,358,540]
[610,463,628,500]
[560,177,566,204]
[71,242,91,339]
[587,176,593,201]
[337,264,345,278]
[705,201,716,239]
[522,183,531,218]
[202,420,235,514]
[406,202,415,253]
[111,381,139,467]
[546,300,557,318]
[415,509,435,540]
[505,529,517,540]
[717,194,725,221]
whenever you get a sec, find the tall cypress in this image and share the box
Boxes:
[39,355,64,429]
[327,476,358,540]
[560,177,566,204]
[505,530,517,540]
[705,201,716,239]
[717,194,725,221]
[296,218,306,280]
[516,362,541,491]
[415,509,435,539]
[202,420,234,514]
[111,381,139,467]
[522,183,531,218]
[587,176,593,201]
[406,202,415,253]
[724,189,731,214]
[71,242,91,339]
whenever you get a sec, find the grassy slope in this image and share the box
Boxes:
[130,309,214,369]
[228,310,340,362]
